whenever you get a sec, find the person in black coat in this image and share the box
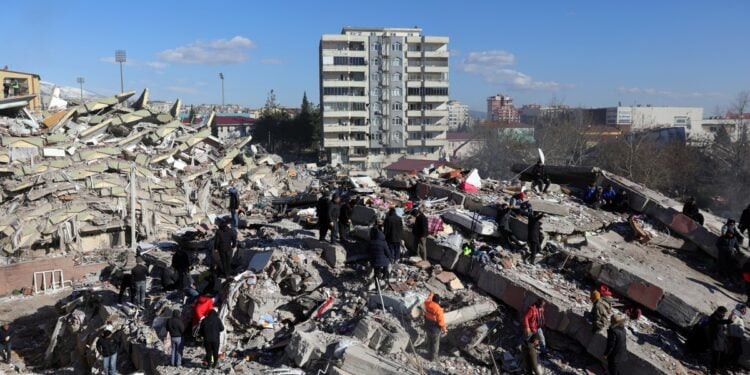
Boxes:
[171,249,191,289]
[339,197,353,242]
[525,212,544,265]
[384,208,404,263]
[316,193,331,241]
[604,315,628,375]
[369,226,393,281]
[682,197,704,225]
[413,207,429,260]
[214,219,237,278]
[227,187,240,228]
[707,306,733,374]
[167,310,185,367]
[613,190,630,213]
[200,309,224,368]
[716,231,740,279]
[740,203,750,245]
[531,160,551,194]
[496,203,523,248]
[328,195,342,243]
[96,325,120,375]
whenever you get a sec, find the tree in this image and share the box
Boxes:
[188,105,197,125]
[461,122,536,180]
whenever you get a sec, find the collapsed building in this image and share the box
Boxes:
[1,89,750,374]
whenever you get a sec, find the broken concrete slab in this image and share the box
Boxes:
[443,301,497,326]
[335,344,419,375]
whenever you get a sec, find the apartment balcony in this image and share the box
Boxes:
[324,139,369,147]
[321,49,367,58]
[406,80,422,88]
[406,51,421,59]
[424,50,449,58]
[406,66,422,73]
[323,80,367,87]
[406,110,421,117]
[424,95,449,103]
[423,36,449,44]
[423,109,448,117]
[423,65,449,73]
[322,95,367,102]
[324,110,368,118]
[424,80,448,88]
[348,154,368,162]
[406,139,422,146]
[406,95,422,102]
[406,125,422,132]
[424,139,446,147]
[322,65,368,72]
[424,124,448,132]
[322,125,369,133]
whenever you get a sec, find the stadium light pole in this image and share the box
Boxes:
[219,72,225,107]
[76,77,85,101]
[115,50,127,93]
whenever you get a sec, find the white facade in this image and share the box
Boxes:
[320,27,450,170]
[605,106,705,138]
[447,100,472,129]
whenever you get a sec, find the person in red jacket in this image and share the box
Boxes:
[423,292,447,361]
[522,298,547,353]
[192,293,214,327]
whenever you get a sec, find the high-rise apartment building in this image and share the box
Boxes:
[447,100,472,129]
[320,27,450,170]
[487,94,520,123]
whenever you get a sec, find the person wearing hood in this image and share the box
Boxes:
[604,315,628,375]
[590,290,612,333]
[740,204,750,245]
[384,207,404,263]
[192,293,214,327]
[214,218,237,278]
[316,192,331,242]
[728,304,747,367]
[525,212,544,265]
[717,231,740,279]
[707,306,734,374]
[199,308,224,368]
[413,206,429,260]
[531,160,551,194]
[167,310,185,367]
[95,324,120,375]
[227,187,240,228]
[722,219,743,242]
[496,202,523,248]
[369,225,393,281]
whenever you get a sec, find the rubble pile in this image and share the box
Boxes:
[4,97,750,374]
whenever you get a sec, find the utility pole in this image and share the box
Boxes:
[76,77,85,101]
[130,165,137,251]
[219,72,225,107]
[115,50,127,93]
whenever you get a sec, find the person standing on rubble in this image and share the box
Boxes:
[384,207,404,263]
[2,80,9,99]
[707,306,734,374]
[716,230,740,279]
[522,298,547,354]
[613,190,630,213]
[531,160,551,194]
[167,309,185,367]
[682,197,704,226]
[328,194,342,243]
[583,182,597,204]
[604,315,628,375]
[0,323,11,364]
[740,204,750,246]
[227,187,240,228]
[423,292,447,361]
[172,248,192,292]
[95,324,120,375]
[131,258,148,308]
[316,192,331,242]
[215,218,237,278]
[200,307,224,368]
[727,304,747,367]
[369,224,393,282]
[590,290,612,333]
[525,212,544,265]
[339,196,353,242]
[413,206,429,260]
[496,202,523,248]
[521,333,544,375]
[117,269,134,304]
[721,219,744,242]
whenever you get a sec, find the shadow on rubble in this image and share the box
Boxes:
[8,304,60,370]
[686,277,743,304]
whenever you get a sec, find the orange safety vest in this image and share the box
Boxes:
[424,294,446,330]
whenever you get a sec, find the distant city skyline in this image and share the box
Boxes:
[3,0,749,113]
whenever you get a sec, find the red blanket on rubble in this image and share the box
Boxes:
[458,182,479,193]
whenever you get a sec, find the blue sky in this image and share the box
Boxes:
[4,0,749,113]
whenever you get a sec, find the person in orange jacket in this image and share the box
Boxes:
[424,292,447,361]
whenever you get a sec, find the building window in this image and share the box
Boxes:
[371,72,381,81]
[392,72,401,81]
[372,57,381,66]
[392,57,401,66]
[392,102,402,111]
[372,42,381,51]
[373,117,382,126]
[392,117,403,125]
[372,103,381,113]
[392,42,402,51]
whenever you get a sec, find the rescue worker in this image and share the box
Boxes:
[423,292,447,361]
[590,290,612,333]
[525,212,544,265]
[716,231,740,279]
[384,207,404,263]
[328,194,341,243]
[339,196,353,242]
[604,315,628,375]
[96,324,120,375]
[522,298,547,353]
[707,306,733,374]
[522,333,544,375]
[199,308,224,368]
[131,258,148,308]
[167,310,185,367]
[369,224,392,283]
[531,160,551,194]
[214,218,237,278]
[316,192,331,242]
[496,202,523,248]
[413,206,429,260]
[227,187,240,228]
